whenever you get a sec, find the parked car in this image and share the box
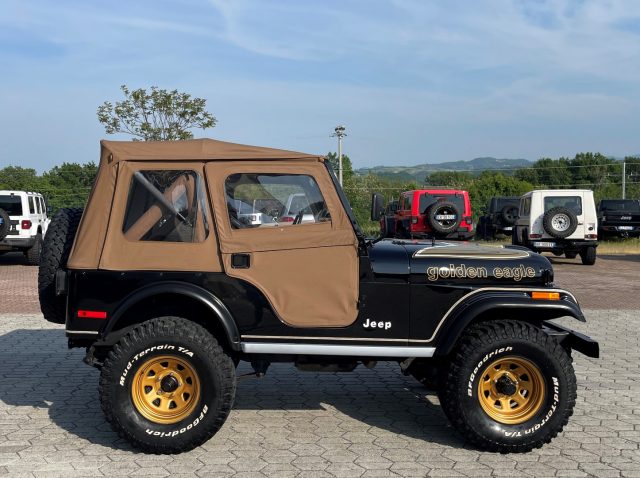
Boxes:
[0,190,49,264]
[476,196,520,240]
[388,189,473,240]
[278,192,315,224]
[39,139,598,455]
[597,199,640,238]
[233,199,279,227]
[513,189,598,265]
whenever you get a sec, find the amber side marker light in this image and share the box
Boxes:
[531,292,560,300]
[77,310,108,319]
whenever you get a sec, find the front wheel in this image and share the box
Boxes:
[99,317,236,454]
[439,320,576,453]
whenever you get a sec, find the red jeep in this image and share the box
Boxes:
[386,189,473,240]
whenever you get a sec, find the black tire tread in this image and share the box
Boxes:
[440,319,576,453]
[580,246,596,265]
[25,233,42,266]
[99,317,236,454]
[38,208,83,323]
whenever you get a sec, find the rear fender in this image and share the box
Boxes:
[433,289,587,357]
[102,281,241,351]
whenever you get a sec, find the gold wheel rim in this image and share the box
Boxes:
[477,356,545,425]
[131,355,201,425]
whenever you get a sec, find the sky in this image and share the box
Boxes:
[0,0,639,171]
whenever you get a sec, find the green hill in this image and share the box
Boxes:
[356,157,532,182]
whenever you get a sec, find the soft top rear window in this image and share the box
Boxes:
[420,193,464,214]
[0,195,23,216]
[600,200,640,212]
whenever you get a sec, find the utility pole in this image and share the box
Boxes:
[331,125,347,186]
[622,161,626,199]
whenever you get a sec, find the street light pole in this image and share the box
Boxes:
[332,125,347,186]
[622,161,626,199]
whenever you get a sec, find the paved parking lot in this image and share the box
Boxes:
[0,253,639,477]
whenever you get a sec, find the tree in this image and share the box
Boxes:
[325,152,354,181]
[424,171,473,189]
[0,166,41,191]
[97,85,216,141]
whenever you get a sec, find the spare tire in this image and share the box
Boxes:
[427,202,461,235]
[543,207,577,239]
[38,208,83,324]
[0,208,10,241]
[500,203,519,226]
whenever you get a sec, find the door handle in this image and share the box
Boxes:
[231,253,251,269]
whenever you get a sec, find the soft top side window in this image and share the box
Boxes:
[122,170,209,242]
[225,173,330,229]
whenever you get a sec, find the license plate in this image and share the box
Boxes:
[533,241,556,248]
[435,214,456,220]
[503,226,513,231]
[618,226,633,231]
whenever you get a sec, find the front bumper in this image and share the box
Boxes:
[543,320,599,358]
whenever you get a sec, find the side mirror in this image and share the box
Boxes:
[371,193,385,221]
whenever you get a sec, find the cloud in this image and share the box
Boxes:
[0,0,638,170]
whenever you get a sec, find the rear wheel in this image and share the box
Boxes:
[438,320,576,453]
[99,317,236,454]
[25,233,42,265]
[580,246,596,265]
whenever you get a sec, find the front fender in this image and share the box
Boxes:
[103,281,241,351]
[433,289,585,357]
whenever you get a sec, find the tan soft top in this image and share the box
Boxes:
[101,139,324,163]
[68,139,329,270]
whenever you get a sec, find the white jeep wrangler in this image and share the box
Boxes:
[0,190,50,265]
[513,189,598,265]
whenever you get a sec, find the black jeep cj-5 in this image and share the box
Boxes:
[39,139,598,454]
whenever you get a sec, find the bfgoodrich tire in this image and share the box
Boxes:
[439,320,576,453]
[38,208,83,324]
[99,317,236,454]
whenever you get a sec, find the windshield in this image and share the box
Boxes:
[600,200,640,212]
[0,195,23,216]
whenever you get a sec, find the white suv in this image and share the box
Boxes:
[0,191,50,265]
[513,189,598,265]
